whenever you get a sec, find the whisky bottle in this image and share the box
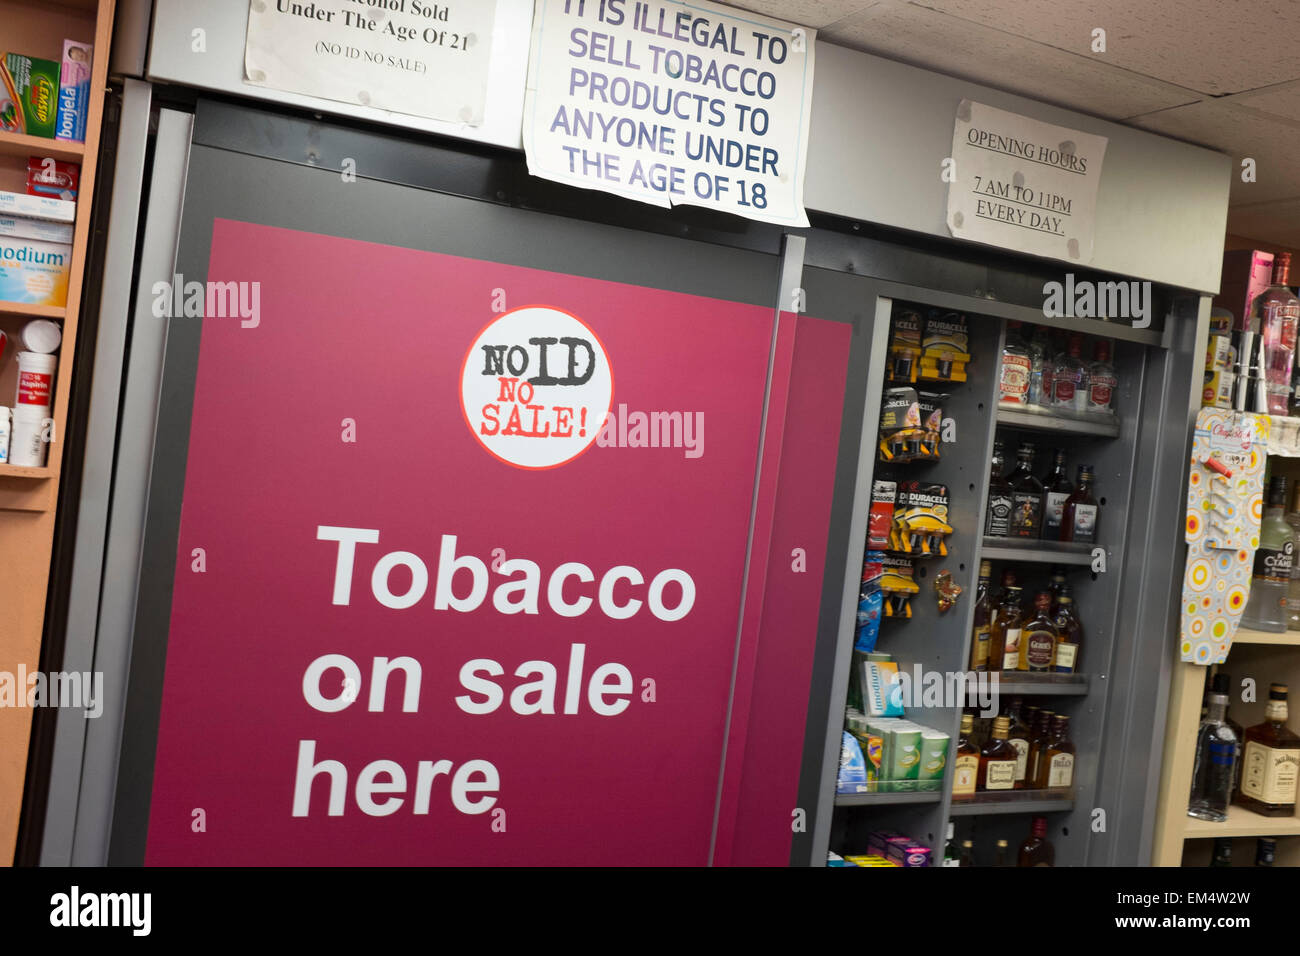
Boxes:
[1040,715,1076,790]
[960,839,975,867]
[1017,816,1054,866]
[1236,683,1300,817]
[985,441,1012,537]
[978,716,1019,792]
[1026,709,1054,786]
[1188,691,1238,822]
[1051,587,1083,674]
[993,586,1026,674]
[1256,838,1276,866]
[1023,592,1059,672]
[1210,838,1232,867]
[993,839,1010,867]
[1004,697,1032,789]
[943,822,959,867]
[970,560,993,671]
[1060,465,1099,544]
[1008,443,1045,539]
[1047,566,1068,613]
[1040,450,1073,542]
[953,713,979,796]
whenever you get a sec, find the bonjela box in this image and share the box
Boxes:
[1,53,60,139]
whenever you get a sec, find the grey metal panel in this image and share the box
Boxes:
[110,0,154,79]
[804,41,1231,294]
[146,0,533,150]
[70,107,194,867]
[39,80,156,867]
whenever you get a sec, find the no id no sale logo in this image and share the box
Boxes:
[460,305,614,470]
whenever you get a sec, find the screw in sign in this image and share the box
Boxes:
[460,305,614,470]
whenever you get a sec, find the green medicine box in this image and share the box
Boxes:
[1,54,60,139]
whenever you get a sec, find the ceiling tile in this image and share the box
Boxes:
[1227,198,1300,251]
[1130,100,1300,205]
[913,0,1300,96]
[716,0,876,28]
[1227,83,1300,124]
[819,1,1198,120]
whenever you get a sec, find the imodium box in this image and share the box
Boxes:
[55,41,92,142]
[0,213,74,244]
[0,235,71,306]
[0,189,75,223]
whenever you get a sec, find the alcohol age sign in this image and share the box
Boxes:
[144,219,775,865]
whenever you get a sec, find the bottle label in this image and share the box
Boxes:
[1253,543,1294,585]
[1000,354,1031,403]
[1240,742,1300,804]
[986,494,1012,536]
[1048,753,1075,788]
[984,760,1016,790]
[1010,492,1042,537]
[1071,503,1098,542]
[1044,492,1070,533]
[971,625,990,669]
[1088,372,1117,410]
[1053,642,1078,673]
[1025,629,1055,669]
[1053,372,1081,405]
[953,755,978,795]
[1002,628,1022,670]
[1010,737,1029,781]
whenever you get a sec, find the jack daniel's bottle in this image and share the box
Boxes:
[1236,683,1300,818]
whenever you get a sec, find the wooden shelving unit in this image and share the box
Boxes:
[0,0,115,863]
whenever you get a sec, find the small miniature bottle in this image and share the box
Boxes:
[1210,838,1232,867]
[1007,442,1044,539]
[1256,838,1276,867]
[1236,683,1300,817]
[1022,592,1059,672]
[943,821,960,867]
[952,713,979,796]
[1017,816,1054,866]
[1000,322,1032,405]
[991,586,1025,674]
[1040,449,1073,542]
[1051,333,1090,414]
[977,716,1019,792]
[1051,587,1083,674]
[960,839,975,867]
[1087,340,1118,415]
[1188,691,1238,823]
[1061,465,1100,544]
[984,440,1013,538]
[1242,477,1296,634]
[993,839,1010,868]
[1039,715,1076,790]
[1003,697,1032,788]
[970,561,994,671]
[1026,709,1054,785]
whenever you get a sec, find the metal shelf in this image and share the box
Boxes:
[949,791,1074,816]
[995,402,1120,437]
[988,673,1090,695]
[835,791,943,807]
[980,537,1097,565]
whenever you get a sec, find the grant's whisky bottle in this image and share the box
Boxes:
[978,716,1019,792]
[1236,683,1300,817]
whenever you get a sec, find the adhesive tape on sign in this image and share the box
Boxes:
[460,306,613,470]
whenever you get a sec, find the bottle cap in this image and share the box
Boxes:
[979,560,992,576]
[1030,816,1047,837]
[1018,441,1035,456]
[1078,464,1095,481]
[960,713,974,732]
[992,716,1010,736]
[961,839,973,848]
[21,319,61,354]
[1206,692,1229,707]
[1270,683,1289,700]
[1212,672,1231,695]
[996,839,1008,847]
[1035,591,1052,611]
[1094,339,1111,362]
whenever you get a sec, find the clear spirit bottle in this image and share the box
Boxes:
[1242,476,1296,633]
[1253,253,1300,416]
[1000,322,1032,405]
[1188,691,1238,822]
[1086,340,1118,415]
[1051,333,1090,414]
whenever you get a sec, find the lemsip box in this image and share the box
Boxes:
[0,236,71,306]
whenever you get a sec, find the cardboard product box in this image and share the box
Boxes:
[0,213,74,244]
[0,189,76,223]
[0,235,71,306]
[1214,249,1274,331]
[1,53,60,139]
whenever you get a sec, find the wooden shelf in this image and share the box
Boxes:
[0,302,67,321]
[1184,805,1300,839]
[980,537,1097,565]
[0,131,85,163]
[1234,627,1300,647]
[0,464,54,480]
[996,402,1120,437]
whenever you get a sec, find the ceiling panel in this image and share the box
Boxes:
[1227,82,1300,124]
[718,0,876,28]
[819,1,1199,120]
[1227,198,1300,251]
[913,0,1300,96]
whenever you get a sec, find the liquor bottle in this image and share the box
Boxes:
[991,586,1025,674]
[1000,322,1032,405]
[1007,443,1044,539]
[993,839,1010,867]
[1051,587,1083,674]
[953,713,979,796]
[1003,697,1032,788]
[1210,838,1232,867]
[960,839,975,867]
[1047,566,1068,612]
[943,822,960,866]
[1087,340,1118,415]
[1029,325,1056,408]
[1241,477,1296,633]
[1051,333,1090,414]
[1252,252,1300,416]
[978,716,1019,792]
[1026,709,1054,785]
[1039,715,1076,790]
[1040,449,1073,541]
[984,440,1013,538]
[1212,672,1244,796]
[1060,465,1100,544]
[969,561,993,671]
[1017,816,1054,866]
[1256,838,1276,867]
[1236,683,1300,817]
[1022,592,1059,672]
[1286,482,1300,631]
[1188,691,1238,822]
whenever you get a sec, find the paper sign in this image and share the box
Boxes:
[523,0,815,226]
[243,0,495,124]
[947,100,1108,263]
